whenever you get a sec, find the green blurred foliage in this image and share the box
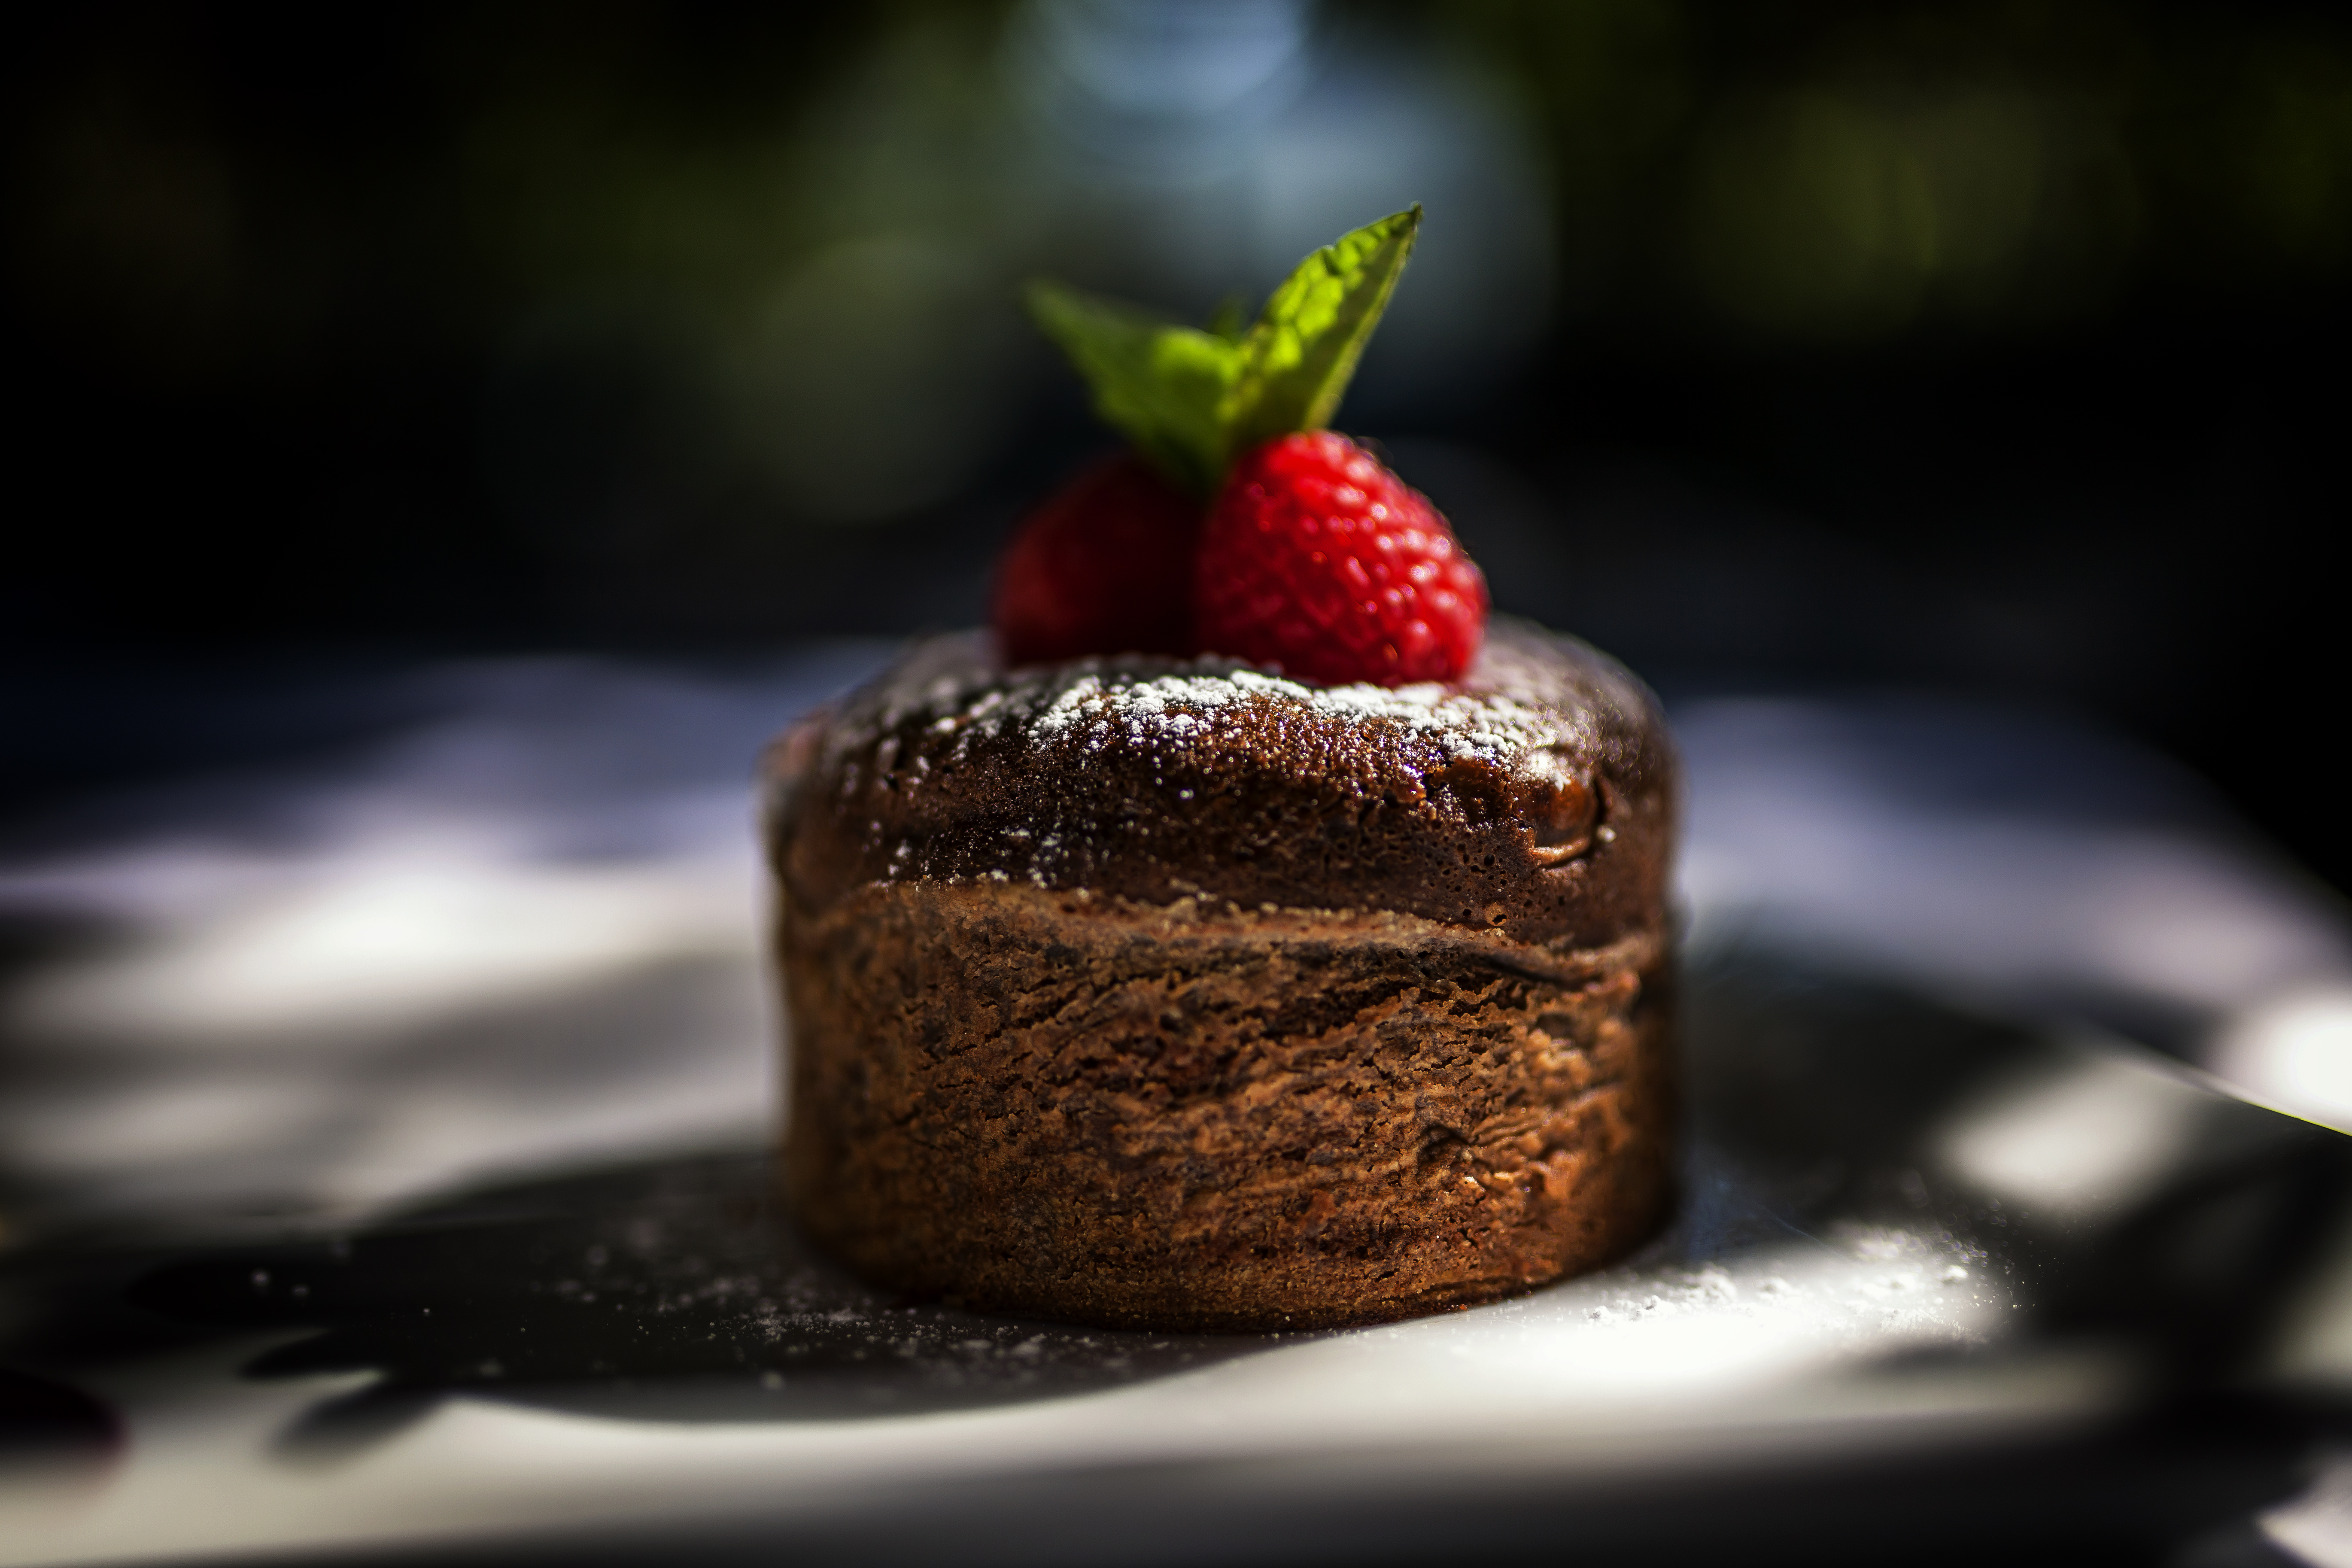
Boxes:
[453,6,1015,303]
[1434,0,2351,338]
[13,1,2350,377]
[6,0,2347,507]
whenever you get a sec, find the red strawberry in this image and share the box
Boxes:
[991,452,1201,665]
[1195,432,1487,686]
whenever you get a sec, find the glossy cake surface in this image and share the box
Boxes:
[769,618,1678,1329]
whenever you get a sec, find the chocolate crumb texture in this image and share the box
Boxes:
[771,618,1678,1330]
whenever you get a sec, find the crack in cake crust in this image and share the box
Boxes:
[783,882,1673,1330]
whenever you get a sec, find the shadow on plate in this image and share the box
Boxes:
[120,1154,1268,1459]
[36,949,2352,1477]
[1681,948,2352,1384]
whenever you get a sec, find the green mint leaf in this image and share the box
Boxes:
[1223,206,1421,454]
[1024,208,1421,495]
[1025,280,1239,497]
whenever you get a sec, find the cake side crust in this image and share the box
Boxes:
[783,880,1674,1331]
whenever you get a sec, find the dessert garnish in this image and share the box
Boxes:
[1197,430,1486,686]
[772,208,1676,1334]
[990,451,1198,666]
[996,207,1489,685]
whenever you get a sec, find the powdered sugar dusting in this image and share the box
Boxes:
[831,627,1582,781]
[783,619,1667,906]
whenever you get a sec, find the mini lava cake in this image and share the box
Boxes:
[766,617,1678,1331]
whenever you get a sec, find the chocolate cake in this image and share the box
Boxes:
[767,616,1678,1331]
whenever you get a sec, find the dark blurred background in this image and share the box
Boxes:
[4,1,2345,883]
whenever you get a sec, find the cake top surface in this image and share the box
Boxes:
[829,620,1618,778]
[773,618,1676,949]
